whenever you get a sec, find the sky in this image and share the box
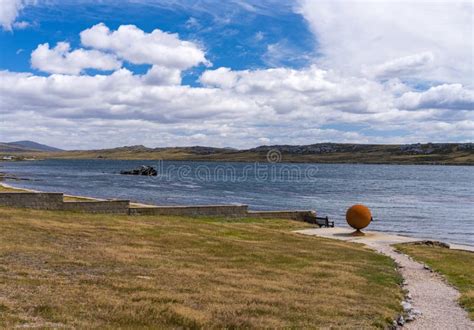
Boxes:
[0,0,473,150]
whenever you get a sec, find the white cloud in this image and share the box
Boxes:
[142,65,182,85]
[0,69,256,123]
[185,17,201,30]
[29,23,208,81]
[0,0,30,30]
[2,11,474,148]
[200,67,238,89]
[365,52,434,80]
[397,84,474,111]
[262,40,311,67]
[80,23,211,70]
[2,61,473,149]
[31,42,122,75]
[12,20,29,29]
[297,0,473,85]
[254,31,264,41]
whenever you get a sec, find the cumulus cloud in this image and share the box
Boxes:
[142,65,182,85]
[29,23,209,82]
[200,67,238,89]
[397,84,474,111]
[297,0,473,85]
[80,23,211,70]
[3,59,473,149]
[31,42,122,75]
[0,0,32,30]
[2,8,473,148]
[0,69,256,123]
[366,52,435,80]
[201,65,391,115]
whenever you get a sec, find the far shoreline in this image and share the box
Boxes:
[2,157,474,166]
[1,141,473,166]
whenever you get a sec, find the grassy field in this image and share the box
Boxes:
[0,207,403,328]
[396,243,474,320]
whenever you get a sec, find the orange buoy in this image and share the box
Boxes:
[346,204,372,235]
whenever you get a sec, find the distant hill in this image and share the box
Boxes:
[0,140,63,152]
[0,143,32,153]
[3,142,471,165]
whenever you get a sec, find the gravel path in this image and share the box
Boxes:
[367,241,473,329]
[296,228,474,329]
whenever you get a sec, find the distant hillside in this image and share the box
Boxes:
[0,140,62,152]
[5,142,471,165]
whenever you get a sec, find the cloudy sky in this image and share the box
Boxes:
[0,0,472,149]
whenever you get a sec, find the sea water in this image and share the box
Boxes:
[2,159,473,246]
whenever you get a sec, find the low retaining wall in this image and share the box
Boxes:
[0,192,130,214]
[0,192,64,210]
[0,192,317,221]
[130,205,249,217]
[63,200,130,214]
[247,210,316,222]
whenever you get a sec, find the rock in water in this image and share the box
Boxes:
[120,165,157,176]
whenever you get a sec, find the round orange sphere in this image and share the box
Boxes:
[346,204,372,230]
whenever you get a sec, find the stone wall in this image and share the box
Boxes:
[0,192,64,210]
[129,205,249,217]
[0,192,129,214]
[0,192,317,221]
[246,210,316,222]
[62,200,130,214]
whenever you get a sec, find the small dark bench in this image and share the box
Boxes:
[314,216,334,228]
[303,214,334,227]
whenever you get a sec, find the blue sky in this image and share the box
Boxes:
[1,1,314,78]
[0,0,472,149]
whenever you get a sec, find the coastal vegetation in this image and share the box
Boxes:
[0,207,403,328]
[396,243,474,320]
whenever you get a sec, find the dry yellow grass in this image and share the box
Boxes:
[0,207,403,328]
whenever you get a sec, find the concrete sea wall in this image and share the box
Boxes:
[0,192,64,210]
[63,200,130,214]
[129,205,249,217]
[247,210,316,222]
[0,192,129,214]
[0,192,317,221]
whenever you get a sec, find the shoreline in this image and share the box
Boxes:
[295,227,474,253]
